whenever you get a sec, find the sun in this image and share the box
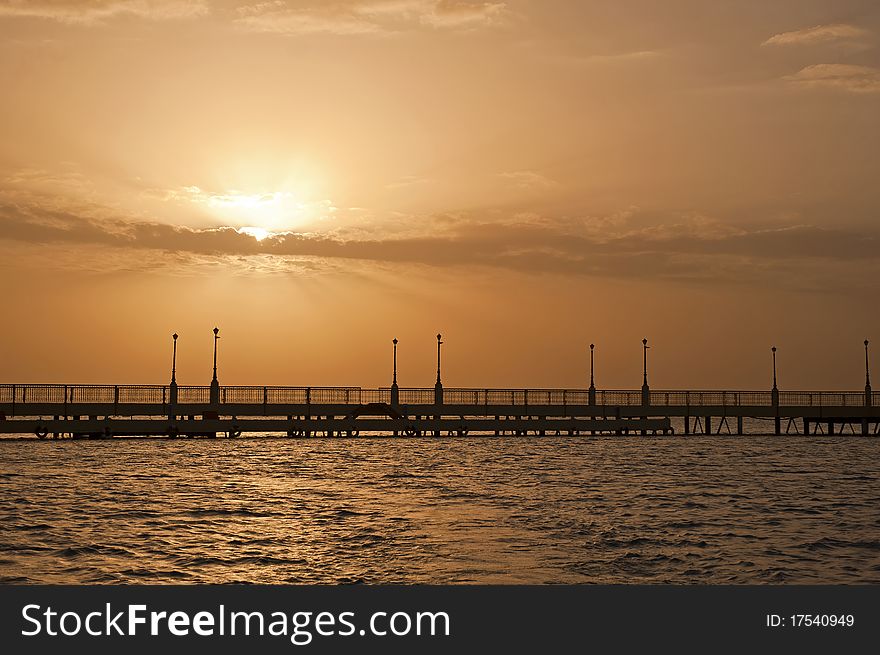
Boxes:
[180,187,298,236]
[206,190,293,231]
[237,226,272,241]
[179,183,332,238]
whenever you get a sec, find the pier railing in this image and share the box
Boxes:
[0,385,877,407]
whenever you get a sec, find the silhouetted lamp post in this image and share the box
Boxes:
[771,346,779,406]
[391,338,400,406]
[641,338,650,406]
[588,343,596,406]
[169,332,179,421]
[210,327,220,406]
[434,333,443,405]
[171,333,179,384]
[866,339,872,407]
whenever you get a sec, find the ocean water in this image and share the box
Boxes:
[0,434,878,584]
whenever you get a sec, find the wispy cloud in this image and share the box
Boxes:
[762,23,869,47]
[384,175,433,190]
[0,0,209,24]
[542,48,662,69]
[581,49,659,63]
[497,170,558,191]
[784,64,880,93]
[234,0,507,36]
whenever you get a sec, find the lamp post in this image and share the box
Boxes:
[212,327,220,382]
[391,338,400,406]
[210,327,220,406]
[169,333,179,421]
[641,338,650,405]
[588,343,596,406]
[771,346,779,406]
[866,339,872,407]
[434,333,443,405]
[171,333,178,385]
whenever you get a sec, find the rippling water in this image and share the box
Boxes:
[1,435,878,584]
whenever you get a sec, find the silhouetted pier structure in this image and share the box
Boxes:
[0,333,877,439]
[2,386,879,439]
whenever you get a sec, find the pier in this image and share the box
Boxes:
[1,334,877,439]
[1,386,878,439]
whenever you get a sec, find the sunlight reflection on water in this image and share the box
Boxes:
[1,435,878,584]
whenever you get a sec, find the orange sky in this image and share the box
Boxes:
[0,0,878,389]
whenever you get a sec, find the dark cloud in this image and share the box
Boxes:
[1,201,878,289]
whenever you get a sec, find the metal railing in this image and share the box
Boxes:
[0,384,877,408]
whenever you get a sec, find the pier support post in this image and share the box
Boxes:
[774,416,781,435]
[803,418,809,436]
[737,416,743,435]
[705,416,712,435]
[169,380,178,423]
[827,420,833,436]
[862,419,869,436]
[683,415,689,435]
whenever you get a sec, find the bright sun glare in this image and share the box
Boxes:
[183,187,303,238]
[237,226,272,241]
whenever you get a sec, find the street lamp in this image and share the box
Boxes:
[771,346,778,390]
[169,333,179,422]
[641,338,650,406]
[770,346,780,412]
[589,344,596,387]
[171,333,178,385]
[391,338,400,406]
[436,333,443,385]
[434,333,444,407]
[212,327,220,383]
[866,340,872,408]
[588,343,596,406]
[209,327,220,407]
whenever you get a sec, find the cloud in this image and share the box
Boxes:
[580,50,660,63]
[762,23,869,47]
[0,0,209,24]
[497,170,558,191]
[234,0,507,36]
[2,200,879,292]
[234,1,380,35]
[418,0,505,28]
[784,64,880,93]
[385,175,433,190]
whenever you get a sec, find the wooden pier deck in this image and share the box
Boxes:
[1,385,878,438]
